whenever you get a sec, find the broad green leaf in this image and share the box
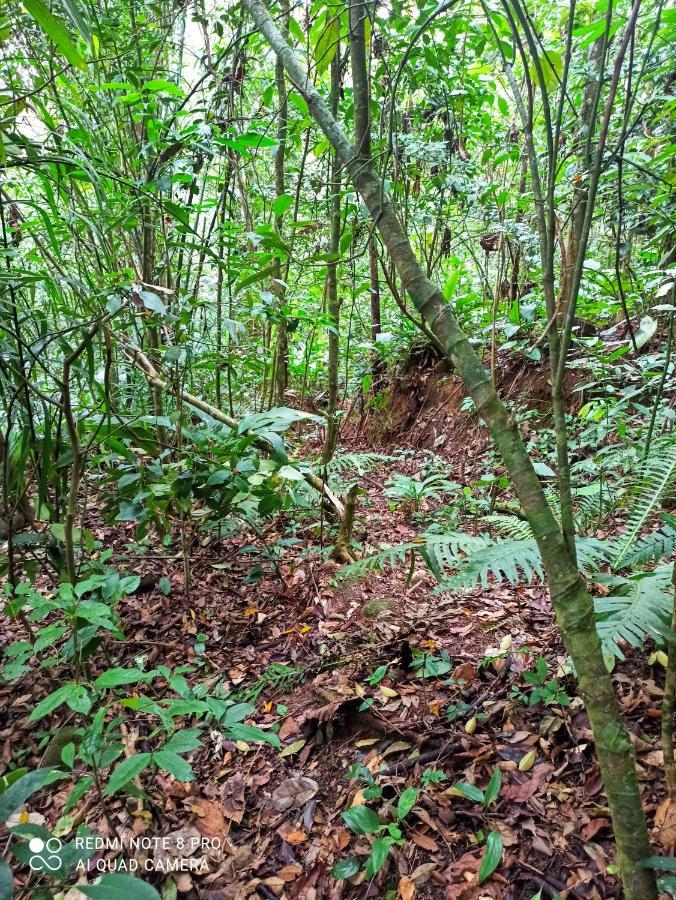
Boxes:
[29,684,81,722]
[23,0,87,70]
[153,750,194,782]
[0,769,56,821]
[58,0,91,43]
[104,753,151,795]
[396,787,419,820]
[226,724,281,747]
[94,668,149,689]
[479,831,503,883]
[332,857,360,879]
[484,768,502,806]
[0,856,12,899]
[314,14,340,75]
[143,79,184,97]
[272,194,293,217]
[452,782,485,804]
[341,805,380,835]
[162,729,202,754]
[365,837,393,877]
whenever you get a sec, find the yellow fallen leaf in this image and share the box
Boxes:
[465,716,477,734]
[500,634,513,652]
[380,686,398,698]
[235,740,250,752]
[656,650,669,668]
[519,749,537,771]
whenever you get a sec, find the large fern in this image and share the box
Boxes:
[594,565,673,661]
[612,436,676,568]
[339,437,676,664]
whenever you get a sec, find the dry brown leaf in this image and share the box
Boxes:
[410,831,439,852]
[271,776,319,812]
[189,797,228,839]
[278,717,298,741]
[277,864,303,881]
[398,875,416,899]
[654,796,676,848]
[452,662,477,684]
[221,772,246,824]
[277,823,307,844]
[410,862,437,885]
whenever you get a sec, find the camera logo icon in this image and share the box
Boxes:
[29,836,63,872]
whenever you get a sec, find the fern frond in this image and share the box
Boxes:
[433,537,544,591]
[621,524,676,568]
[339,541,420,579]
[483,514,532,540]
[323,452,391,476]
[575,537,616,572]
[612,437,676,569]
[594,565,673,660]
[422,531,489,580]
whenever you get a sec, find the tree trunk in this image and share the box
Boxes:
[271,0,290,408]
[349,0,382,384]
[241,3,656,895]
[322,48,342,466]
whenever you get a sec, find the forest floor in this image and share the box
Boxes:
[2,360,673,900]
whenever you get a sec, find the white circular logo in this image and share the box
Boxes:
[29,836,62,872]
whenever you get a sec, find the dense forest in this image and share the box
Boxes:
[0,0,674,897]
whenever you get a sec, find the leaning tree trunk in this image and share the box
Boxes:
[241,2,656,896]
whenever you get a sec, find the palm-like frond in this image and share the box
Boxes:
[594,565,673,661]
[323,452,391,476]
[621,523,676,568]
[339,541,421,579]
[435,537,544,590]
[612,437,676,569]
[483,514,532,539]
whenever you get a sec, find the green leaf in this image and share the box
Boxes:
[57,0,91,43]
[396,787,419,820]
[66,685,92,715]
[0,855,12,899]
[226,724,281,747]
[640,856,676,872]
[23,0,87,71]
[532,461,556,477]
[104,753,151,795]
[29,684,81,722]
[272,194,293,217]
[162,728,202,754]
[341,805,381,835]
[365,837,392,877]
[221,702,255,725]
[314,13,340,75]
[142,79,184,97]
[279,738,306,758]
[479,831,503,883]
[484,768,502,806]
[153,751,194,782]
[453,782,485,804]
[94,668,149,689]
[332,857,360,880]
[159,577,171,595]
[0,768,56,821]
[79,874,162,899]
[139,290,166,316]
